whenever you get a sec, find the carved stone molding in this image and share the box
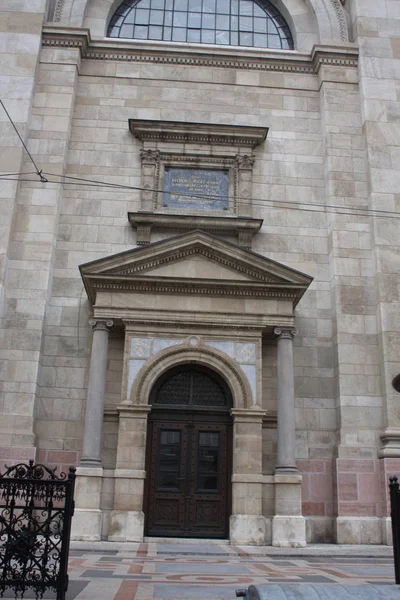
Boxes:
[274,326,297,340]
[89,318,114,332]
[41,28,358,75]
[330,0,349,42]
[130,120,267,148]
[80,231,313,307]
[128,212,263,249]
[140,149,160,164]
[235,155,255,169]
[129,345,253,408]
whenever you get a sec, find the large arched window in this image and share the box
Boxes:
[107,0,294,49]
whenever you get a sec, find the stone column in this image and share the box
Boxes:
[81,318,113,466]
[274,327,297,473]
[272,326,305,547]
[71,318,113,542]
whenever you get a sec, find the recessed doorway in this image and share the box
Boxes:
[144,364,233,538]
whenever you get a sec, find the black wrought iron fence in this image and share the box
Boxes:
[0,460,76,599]
[389,475,400,584]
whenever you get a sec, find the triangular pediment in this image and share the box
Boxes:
[80,230,313,306]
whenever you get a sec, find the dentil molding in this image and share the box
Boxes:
[41,27,358,74]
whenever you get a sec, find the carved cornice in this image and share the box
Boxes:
[130,120,267,147]
[128,213,263,248]
[41,27,358,75]
[87,276,302,303]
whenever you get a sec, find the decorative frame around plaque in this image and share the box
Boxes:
[130,120,268,247]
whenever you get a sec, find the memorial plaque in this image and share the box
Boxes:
[163,167,229,211]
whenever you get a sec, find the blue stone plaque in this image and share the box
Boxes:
[163,167,229,211]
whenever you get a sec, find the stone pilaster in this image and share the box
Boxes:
[235,154,254,217]
[108,404,151,541]
[140,149,160,211]
[230,407,266,545]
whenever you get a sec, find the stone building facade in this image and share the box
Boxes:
[1,0,400,546]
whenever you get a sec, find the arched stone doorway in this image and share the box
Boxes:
[144,364,233,538]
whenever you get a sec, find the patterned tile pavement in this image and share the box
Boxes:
[3,541,399,599]
[66,542,400,599]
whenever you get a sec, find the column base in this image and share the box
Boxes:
[230,515,266,545]
[71,509,103,541]
[108,510,145,542]
[272,515,306,547]
[335,517,383,544]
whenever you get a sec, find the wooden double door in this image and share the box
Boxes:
[145,413,232,538]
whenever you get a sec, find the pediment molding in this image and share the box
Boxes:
[129,120,267,148]
[80,231,312,307]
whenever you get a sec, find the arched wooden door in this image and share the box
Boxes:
[144,365,233,538]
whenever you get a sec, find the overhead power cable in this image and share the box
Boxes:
[1,175,399,220]
[0,99,47,182]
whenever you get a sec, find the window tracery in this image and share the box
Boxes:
[107,0,293,49]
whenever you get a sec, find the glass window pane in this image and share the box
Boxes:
[165,0,173,8]
[175,0,188,9]
[140,0,151,6]
[239,16,252,31]
[199,432,219,446]
[239,0,253,15]
[267,19,279,34]
[134,24,148,37]
[203,0,216,12]
[164,25,172,39]
[202,13,215,28]
[231,0,238,14]
[216,0,229,13]
[135,8,150,23]
[253,3,264,17]
[230,15,238,29]
[239,31,252,45]
[187,29,201,41]
[164,10,173,25]
[149,24,163,37]
[172,27,186,40]
[281,38,291,50]
[254,32,267,46]
[150,9,163,23]
[254,17,266,32]
[123,11,135,24]
[188,12,201,27]
[189,0,202,10]
[150,0,164,7]
[173,11,187,25]
[120,23,134,36]
[230,31,238,44]
[201,29,215,43]
[216,14,229,29]
[267,34,281,48]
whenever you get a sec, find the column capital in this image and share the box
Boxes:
[274,326,296,340]
[89,318,114,332]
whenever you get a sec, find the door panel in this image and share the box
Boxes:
[147,422,187,535]
[146,418,231,538]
